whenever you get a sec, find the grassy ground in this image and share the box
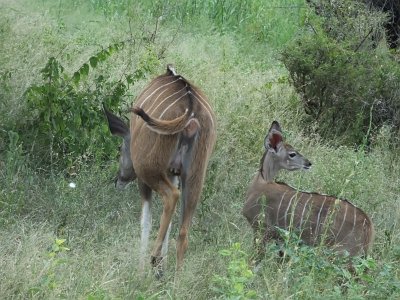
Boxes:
[1,0,400,299]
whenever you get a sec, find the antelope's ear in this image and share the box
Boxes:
[264,121,283,151]
[103,104,130,138]
[269,121,282,134]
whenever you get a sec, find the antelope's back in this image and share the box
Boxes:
[245,179,373,255]
[130,71,216,180]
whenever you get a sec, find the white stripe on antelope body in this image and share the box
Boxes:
[242,121,374,257]
[104,65,216,276]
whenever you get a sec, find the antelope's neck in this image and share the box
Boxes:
[260,151,279,183]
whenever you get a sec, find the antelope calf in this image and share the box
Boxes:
[104,65,216,276]
[243,121,374,258]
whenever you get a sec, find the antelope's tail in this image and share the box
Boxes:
[132,85,194,135]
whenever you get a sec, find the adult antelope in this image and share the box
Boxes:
[104,65,216,275]
[242,121,374,258]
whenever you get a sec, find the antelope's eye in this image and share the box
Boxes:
[289,152,297,158]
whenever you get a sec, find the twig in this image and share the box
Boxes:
[354,28,374,52]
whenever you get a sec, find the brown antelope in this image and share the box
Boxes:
[242,121,374,259]
[104,65,216,275]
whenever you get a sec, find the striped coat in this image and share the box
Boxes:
[243,173,374,256]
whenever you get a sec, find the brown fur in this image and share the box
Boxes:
[242,121,374,258]
[243,176,374,256]
[107,65,216,274]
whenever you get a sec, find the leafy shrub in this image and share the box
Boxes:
[21,41,160,169]
[364,0,400,49]
[29,238,70,297]
[264,228,400,298]
[211,243,257,299]
[281,0,400,146]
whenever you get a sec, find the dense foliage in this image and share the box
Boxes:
[22,42,159,169]
[282,0,400,146]
[364,0,400,48]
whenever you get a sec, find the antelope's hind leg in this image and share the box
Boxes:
[151,177,180,278]
[176,156,207,271]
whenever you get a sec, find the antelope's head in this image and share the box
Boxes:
[261,121,312,181]
[104,106,136,188]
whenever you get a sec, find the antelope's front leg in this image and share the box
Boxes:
[249,227,274,262]
[251,227,281,259]
[138,182,152,273]
[263,227,286,258]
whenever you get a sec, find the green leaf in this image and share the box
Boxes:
[219,249,231,256]
[98,50,110,62]
[73,72,80,85]
[277,76,288,84]
[55,238,66,246]
[108,45,116,55]
[44,110,50,123]
[126,74,134,84]
[79,63,89,77]
[89,56,98,68]
[265,82,273,90]
[74,114,82,126]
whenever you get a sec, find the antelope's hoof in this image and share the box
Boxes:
[278,250,285,257]
[151,256,164,279]
[151,255,163,266]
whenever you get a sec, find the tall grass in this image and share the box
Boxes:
[48,0,305,47]
[1,0,400,299]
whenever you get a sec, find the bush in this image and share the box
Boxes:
[364,0,400,49]
[211,243,257,299]
[19,42,160,170]
[281,0,400,146]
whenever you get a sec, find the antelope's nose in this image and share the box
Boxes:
[304,160,312,169]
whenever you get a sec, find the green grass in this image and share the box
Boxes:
[1,0,400,299]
